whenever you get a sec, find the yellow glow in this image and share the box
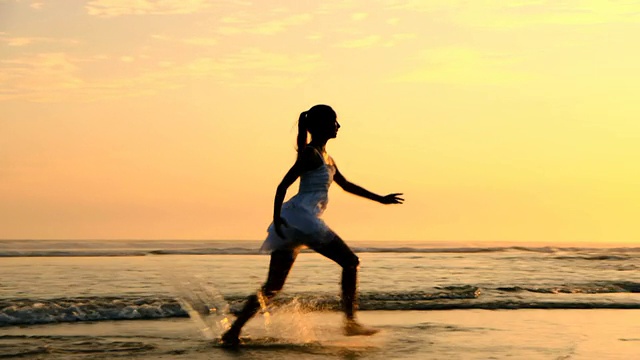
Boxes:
[0,1,638,244]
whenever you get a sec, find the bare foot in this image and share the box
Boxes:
[220,329,240,347]
[344,320,380,336]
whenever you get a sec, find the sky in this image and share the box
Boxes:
[1,0,639,244]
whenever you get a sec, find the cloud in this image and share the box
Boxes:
[316,1,361,14]
[391,47,530,85]
[217,13,312,36]
[382,0,640,27]
[0,48,322,102]
[182,37,218,46]
[337,33,416,49]
[85,0,212,17]
[475,1,640,27]
[151,34,218,46]
[382,0,444,12]
[0,35,79,47]
[338,35,381,49]
[352,12,368,21]
[0,52,184,102]
[4,37,34,46]
[0,53,83,101]
[386,17,400,25]
[177,48,322,86]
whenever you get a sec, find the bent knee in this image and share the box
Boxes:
[342,254,360,270]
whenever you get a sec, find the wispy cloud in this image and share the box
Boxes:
[337,33,415,49]
[151,34,218,46]
[316,1,361,14]
[177,48,322,86]
[306,34,323,41]
[500,1,640,26]
[338,35,381,49]
[3,37,35,46]
[217,13,312,36]
[383,0,444,12]
[30,2,44,10]
[0,53,83,102]
[391,47,529,85]
[182,37,218,46]
[0,34,79,47]
[86,0,212,17]
[386,17,400,25]
[0,48,322,102]
[352,12,368,21]
[0,52,184,102]
[382,0,640,27]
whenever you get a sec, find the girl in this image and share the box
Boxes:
[221,104,404,346]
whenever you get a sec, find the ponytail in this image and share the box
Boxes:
[296,111,308,154]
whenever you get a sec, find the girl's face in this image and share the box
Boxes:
[329,118,340,138]
[320,116,340,139]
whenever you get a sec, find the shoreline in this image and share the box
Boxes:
[2,309,638,359]
[2,239,638,248]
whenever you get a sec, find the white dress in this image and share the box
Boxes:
[261,149,337,253]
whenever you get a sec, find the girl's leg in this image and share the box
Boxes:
[311,235,378,335]
[221,249,298,344]
[310,235,359,320]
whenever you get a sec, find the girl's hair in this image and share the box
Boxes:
[296,111,309,153]
[296,104,336,154]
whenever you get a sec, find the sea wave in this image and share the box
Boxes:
[495,281,640,294]
[2,282,639,327]
[1,246,638,257]
[553,254,632,261]
[0,334,158,358]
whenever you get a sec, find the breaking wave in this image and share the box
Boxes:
[3,281,639,327]
[1,246,638,257]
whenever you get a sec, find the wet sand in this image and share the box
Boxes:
[2,309,638,359]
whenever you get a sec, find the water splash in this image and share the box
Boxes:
[257,290,272,330]
[279,298,318,343]
[256,297,318,344]
[170,275,232,340]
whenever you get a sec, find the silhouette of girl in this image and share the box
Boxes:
[221,104,404,345]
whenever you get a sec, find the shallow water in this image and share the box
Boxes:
[1,240,638,359]
[1,310,638,359]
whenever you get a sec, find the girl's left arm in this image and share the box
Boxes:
[333,162,404,204]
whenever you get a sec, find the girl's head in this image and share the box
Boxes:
[297,104,340,151]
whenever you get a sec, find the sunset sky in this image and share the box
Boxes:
[1,0,638,244]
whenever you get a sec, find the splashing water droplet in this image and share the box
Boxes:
[257,290,272,329]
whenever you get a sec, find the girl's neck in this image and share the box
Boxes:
[308,140,328,153]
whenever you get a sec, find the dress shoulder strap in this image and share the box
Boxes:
[305,145,326,164]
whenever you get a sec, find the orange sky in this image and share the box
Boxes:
[1,1,639,243]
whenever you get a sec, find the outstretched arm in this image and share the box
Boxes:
[333,162,404,204]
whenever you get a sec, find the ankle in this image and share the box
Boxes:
[224,325,240,336]
[345,317,358,325]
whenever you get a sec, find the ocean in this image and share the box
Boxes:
[1,240,638,359]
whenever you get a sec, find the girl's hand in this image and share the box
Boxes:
[274,217,289,239]
[379,193,404,204]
